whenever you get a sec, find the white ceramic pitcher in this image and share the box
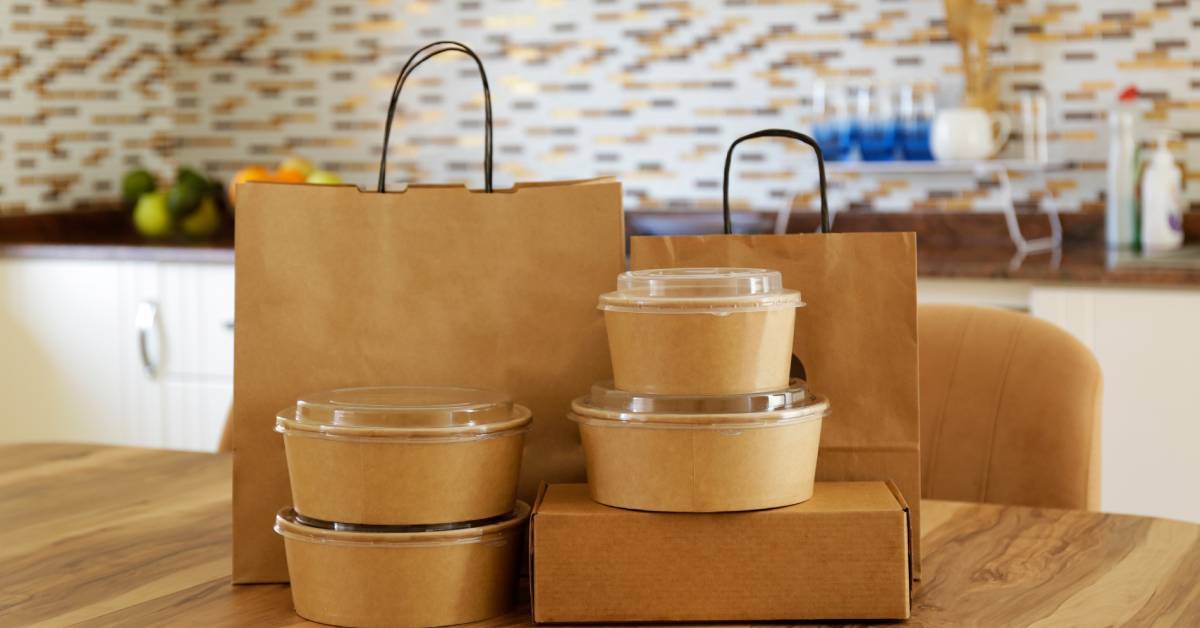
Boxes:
[931,107,1011,161]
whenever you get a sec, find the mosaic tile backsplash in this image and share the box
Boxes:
[0,0,172,213]
[2,0,1198,216]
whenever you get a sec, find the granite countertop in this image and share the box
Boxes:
[4,207,1200,286]
[632,209,1200,287]
[0,207,234,264]
[918,244,1200,286]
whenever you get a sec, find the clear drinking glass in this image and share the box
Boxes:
[1020,91,1049,163]
[810,80,853,162]
[898,82,935,161]
[856,83,898,162]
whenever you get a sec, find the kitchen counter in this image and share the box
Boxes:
[630,210,1200,287]
[2,443,1198,625]
[0,242,234,263]
[919,243,1200,287]
[0,206,234,264]
[6,207,1200,285]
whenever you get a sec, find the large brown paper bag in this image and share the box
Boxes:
[233,43,624,583]
[631,129,922,574]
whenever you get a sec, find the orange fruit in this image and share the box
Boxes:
[273,168,308,184]
[229,166,272,204]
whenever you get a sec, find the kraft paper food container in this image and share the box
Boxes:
[570,380,828,512]
[276,386,531,525]
[599,268,803,395]
[276,501,529,627]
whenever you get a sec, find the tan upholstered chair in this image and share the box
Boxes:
[218,407,234,453]
[918,304,1102,510]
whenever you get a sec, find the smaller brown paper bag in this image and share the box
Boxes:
[631,129,922,574]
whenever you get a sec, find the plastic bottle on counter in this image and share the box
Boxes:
[1140,130,1185,252]
[1106,86,1140,249]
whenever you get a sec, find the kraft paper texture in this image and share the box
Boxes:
[631,232,922,574]
[233,179,624,583]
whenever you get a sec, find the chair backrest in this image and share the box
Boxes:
[918,304,1102,510]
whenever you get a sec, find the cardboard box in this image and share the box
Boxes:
[530,482,911,623]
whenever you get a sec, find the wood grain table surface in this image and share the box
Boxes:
[2,444,1197,627]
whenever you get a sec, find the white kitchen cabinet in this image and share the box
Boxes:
[161,380,232,452]
[0,256,233,451]
[918,278,1032,310]
[118,260,163,447]
[154,263,234,450]
[157,263,235,379]
[1031,285,1200,524]
[0,258,125,445]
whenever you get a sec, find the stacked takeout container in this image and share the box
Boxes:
[528,268,923,624]
[273,386,532,627]
[572,267,830,512]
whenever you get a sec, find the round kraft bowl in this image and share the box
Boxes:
[570,382,828,512]
[599,268,802,395]
[277,386,531,525]
[276,501,529,628]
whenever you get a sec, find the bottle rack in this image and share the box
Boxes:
[794,160,1073,253]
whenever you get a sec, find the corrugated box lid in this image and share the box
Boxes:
[531,481,911,624]
[537,481,903,515]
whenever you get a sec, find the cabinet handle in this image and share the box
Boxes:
[135,300,161,379]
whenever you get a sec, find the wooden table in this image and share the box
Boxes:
[3,444,1197,626]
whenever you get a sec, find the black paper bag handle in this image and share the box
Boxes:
[378,41,494,193]
[722,129,830,234]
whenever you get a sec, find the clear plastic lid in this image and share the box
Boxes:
[275,386,532,442]
[274,501,531,548]
[569,379,828,429]
[598,268,803,313]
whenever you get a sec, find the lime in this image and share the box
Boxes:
[177,167,210,191]
[121,169,156,206]
[132,191,173,238]
[166,180,204,217]
[180,197,221,238]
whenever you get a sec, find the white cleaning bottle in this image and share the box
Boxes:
[1107,87,1140,248]
[1140,130,1184,252]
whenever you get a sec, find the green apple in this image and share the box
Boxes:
[180,197,221,238]
[132,191,172,238]
[305,170,342,185]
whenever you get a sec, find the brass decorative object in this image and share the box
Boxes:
[944,0,998,111]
